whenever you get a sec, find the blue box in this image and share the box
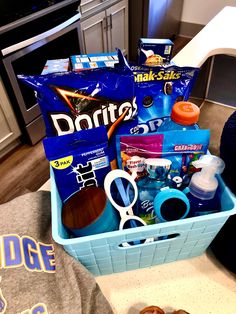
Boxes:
[138,38,174,66]
[51,168,236,276]
[70,52,119,71]
[41,59,69,75]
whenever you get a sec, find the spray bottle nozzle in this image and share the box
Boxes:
[189,155,225,200]
[191,155,225,174]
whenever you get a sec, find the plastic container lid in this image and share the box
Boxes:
[171,101,200,125]
[145,158,172,180]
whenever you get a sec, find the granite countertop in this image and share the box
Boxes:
[96,250,236,314]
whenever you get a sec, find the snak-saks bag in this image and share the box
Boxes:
[43,126,111,202]
[18,50,137,168]
[132,64,199,133]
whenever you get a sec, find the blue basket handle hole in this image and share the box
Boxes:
[118,232,180,248]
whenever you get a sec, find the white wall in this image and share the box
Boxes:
[181,0,236,24]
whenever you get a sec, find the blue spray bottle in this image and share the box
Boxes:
[187,155,225,217]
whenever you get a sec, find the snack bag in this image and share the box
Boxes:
[117,129,210,186]
[162,130,210,185]
[18,50,137,169]
[43,126,111,202]
[116,133,164,179]
[132,64,199,133]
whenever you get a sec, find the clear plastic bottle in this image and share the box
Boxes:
[158,101,200,131]
[136,158,172,224]
[186,155,225,217]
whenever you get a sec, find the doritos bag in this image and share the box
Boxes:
[18,50,138,169]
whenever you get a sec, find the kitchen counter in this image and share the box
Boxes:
[39,6,236,313]
[172,6,236,67]
[96,250,236,314]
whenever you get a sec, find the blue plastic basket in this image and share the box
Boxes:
[51,170,236,276]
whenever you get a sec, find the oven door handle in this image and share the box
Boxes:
[2,12,81,57]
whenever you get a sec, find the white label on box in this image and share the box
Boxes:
[75,63,84,69]
[91,156,109,170]
[104,61,118,67]
[164,45,172,54]
[90,56,108,61]
[80,57,90,62]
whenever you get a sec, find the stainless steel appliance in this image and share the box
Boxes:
[129,0,183,62]
[0,0,82,144]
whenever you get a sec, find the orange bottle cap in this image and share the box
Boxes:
[171,101,200,125]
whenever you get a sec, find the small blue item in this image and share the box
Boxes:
[136,158,172,225]
[158,101,200,132]
[154,188,190,222]
[187,155,225,217]
[70,207,119,237]
[158,118,199,131]
[62,188,119,237]
[43,126,110,202]
[187,192,221,217]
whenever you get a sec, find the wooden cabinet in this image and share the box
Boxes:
[80,0,108,15]
[80,11,108,53]
[80,0,128,56]
[106,0,128,55]
[0,77,21,158]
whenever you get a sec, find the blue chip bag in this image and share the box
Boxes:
[131,64,199,134]
[43,126,111,202]
[18,49,138,169]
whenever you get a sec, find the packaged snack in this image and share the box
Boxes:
[41,58,70,75]
[132,65,199,134]
[117,129,210,185]
[138,38,174,66]
[70,52,119,71]
[162,130,210,183]
[18,50,137,168]
[43,126,111,202]
[117,133,164,178]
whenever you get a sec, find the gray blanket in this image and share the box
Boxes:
[0,191,113,314]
